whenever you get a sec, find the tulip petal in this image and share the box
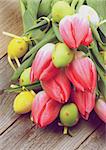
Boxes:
[30,43,59,83]
[73,89,95,120]
[59,14,92,49]
[32,91,61,127]
[65,57,97,92]
[81,28,93,46]
[41,71,71,103]
[71,14,89,48]
[94,99,106,123]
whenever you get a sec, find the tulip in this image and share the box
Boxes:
[52,42,74,68]
[31,91,62,127]
[41,71,71,103]
[30,43,59,83]
[59,103,79,134]
[72,89,96,120]
[94,98,106,123]
[78,5,100,26]
[52,1,74,23]
[59,14,93,49]
[65,57,97,92]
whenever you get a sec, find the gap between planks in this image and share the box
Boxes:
[0,112,102,150]
[0,55,103,150]
[76,123,106,150]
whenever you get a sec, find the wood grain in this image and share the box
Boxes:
[77,123,106,150]
[0,113,102,150]
[0,0,22,58]
[0,55,20,135]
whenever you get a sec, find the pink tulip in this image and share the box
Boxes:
[72,89,95,120]
[59,14,93,49]
[65,57,97,92]
[30,43,59,83]
[41,71,71,103]
[94,98,106,123]
[32,91,62,128]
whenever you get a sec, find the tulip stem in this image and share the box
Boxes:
[71,0,79,10]
[3,31,21,39]
[68,129,77,137]
[63,126,68,135]
[76,0,85,12]
[97,19,106,28]
[8,56,16,71]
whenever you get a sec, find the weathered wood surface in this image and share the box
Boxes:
[0,0,22,59]
[0,56,20,135]
[77,124,106,150]
[0,55,104,150]
[0,113,102,150]
[0,0,105,150]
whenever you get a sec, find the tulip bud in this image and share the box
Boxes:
[59,14,93,49]
[13,91,35,114]
[60,103,79,127]
[20,67,31,86]
[94,98,106,123]
[72,89,95,120]
[30,43,59,83]
[65,57,97,92]
[41,71,71,103]
[52,1,74,23]
[78,5,100,25]
[52,43,74,68]
[32,91,62,128]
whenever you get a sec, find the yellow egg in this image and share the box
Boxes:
[8,38,28,59]
[13,91,35,114]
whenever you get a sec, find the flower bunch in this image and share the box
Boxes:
[4,1,106,135]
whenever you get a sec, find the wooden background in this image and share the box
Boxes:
[0,0,105,150]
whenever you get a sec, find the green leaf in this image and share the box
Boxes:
[20,0,41,32]
[29,29,45,42]
[27,0,41,20]
[38,0,53,17]
[23,10,35,32]
[87,0,106,36]
[11,53,35,81]
[90,41,106,73]
[23,28,56,61]
[52,22,63,42]
[5,82,41,93]
[98,79,106,100]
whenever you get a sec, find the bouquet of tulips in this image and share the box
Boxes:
[2,0,106,135]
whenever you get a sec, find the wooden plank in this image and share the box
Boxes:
[0,56,13,90]
[0,0,22,58]
[0,55,20,135]
[77,123,106,150]
[0,113,102,150]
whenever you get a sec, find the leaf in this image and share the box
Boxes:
[23,10,35,32]
[29,29,45,42]
[52,22,63,42]
[38,0,53,17]
[98,79,106,100]
[23,28,56,61]
[87,0,106,36]
[5,82,41,93]
[27,0,41,20]
[11,53,35,81]
[90,41,106,73]
[20,0,41,32]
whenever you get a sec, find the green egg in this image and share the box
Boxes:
[60,103,79,127]
[52,43,74,68]
[20,67,31,86]
[52,1,75,23]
